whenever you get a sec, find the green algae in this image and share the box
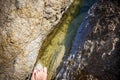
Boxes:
[35,0,88,80]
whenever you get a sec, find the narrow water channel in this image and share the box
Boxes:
[35,0,98,80]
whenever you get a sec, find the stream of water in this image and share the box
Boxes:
[71,18,94,55]
[35,0,98,80]
[71,0,98,55]
[55,0,98,79]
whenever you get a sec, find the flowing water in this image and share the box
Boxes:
[34,0,98,80]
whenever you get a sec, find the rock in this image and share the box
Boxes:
[56,0,120,80]
[0,0,73,80]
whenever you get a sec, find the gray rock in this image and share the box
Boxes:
[0,0,73,80]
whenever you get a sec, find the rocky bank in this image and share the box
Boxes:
[0,0,72,80]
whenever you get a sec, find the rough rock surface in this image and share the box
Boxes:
[0,0,72,80]
[56,0,120,80]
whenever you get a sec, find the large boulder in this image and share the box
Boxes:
[0,0,72,79]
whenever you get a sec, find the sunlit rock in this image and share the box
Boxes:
[0,0,72,79]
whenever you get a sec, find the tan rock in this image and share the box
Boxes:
[0,0,73,79]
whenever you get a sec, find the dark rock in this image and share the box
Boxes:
[55,0,120,80]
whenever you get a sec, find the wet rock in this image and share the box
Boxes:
[56,0,120,80]
[0,0,72,80]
